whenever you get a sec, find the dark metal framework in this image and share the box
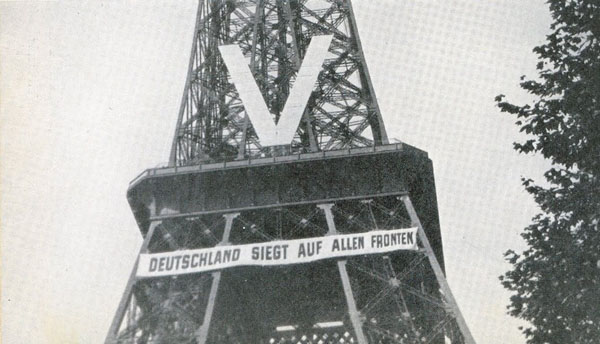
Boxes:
[107,196,471,344]
[169,0,388,166]
[106,1,476,343]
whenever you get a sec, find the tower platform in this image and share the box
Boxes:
[127,143,444,267]
[105,0,476,341]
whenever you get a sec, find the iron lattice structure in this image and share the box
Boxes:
[169,0,388,166]
[110,197,468,344]
[106,1,476,343]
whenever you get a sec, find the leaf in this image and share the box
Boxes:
[497,1,600,342]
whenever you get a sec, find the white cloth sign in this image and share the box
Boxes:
[137,227,418,278]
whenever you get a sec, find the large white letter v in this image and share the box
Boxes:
[219,35,333,147]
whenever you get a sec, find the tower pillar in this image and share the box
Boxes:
[318,203,368,344]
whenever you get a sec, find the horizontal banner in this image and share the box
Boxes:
[137,227,418,278]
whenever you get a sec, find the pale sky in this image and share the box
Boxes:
[1,1,552,343]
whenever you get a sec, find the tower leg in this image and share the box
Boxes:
[195,212,240,344]
[400,195,476,344]
[317,203,368,344]
[105,220,162,344]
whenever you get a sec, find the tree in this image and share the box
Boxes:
[495,1,600,343]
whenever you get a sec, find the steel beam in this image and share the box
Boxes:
[401,195,476,344]
[169,0,204,167]
[169,0,390,165]
[104,220,161,344]
[149,192,408,222]
[195,212,240,344]
[345,0,389,145]
[317,203,368,344]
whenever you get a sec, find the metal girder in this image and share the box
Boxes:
[195,212,240,344]
[318,203,368,344]
[105,221,162,344]
[169,0,389,167]
[108,196,474,343]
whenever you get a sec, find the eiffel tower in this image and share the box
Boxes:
[105,1,476,343]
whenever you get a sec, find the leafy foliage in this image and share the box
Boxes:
[496,1,600,343]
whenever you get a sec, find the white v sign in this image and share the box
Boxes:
[219,35,333,147]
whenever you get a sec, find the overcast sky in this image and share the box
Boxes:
[1,1,552,343]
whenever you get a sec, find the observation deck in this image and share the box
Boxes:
[126,142,444,266]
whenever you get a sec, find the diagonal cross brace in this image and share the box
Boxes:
[401,195,476,344]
